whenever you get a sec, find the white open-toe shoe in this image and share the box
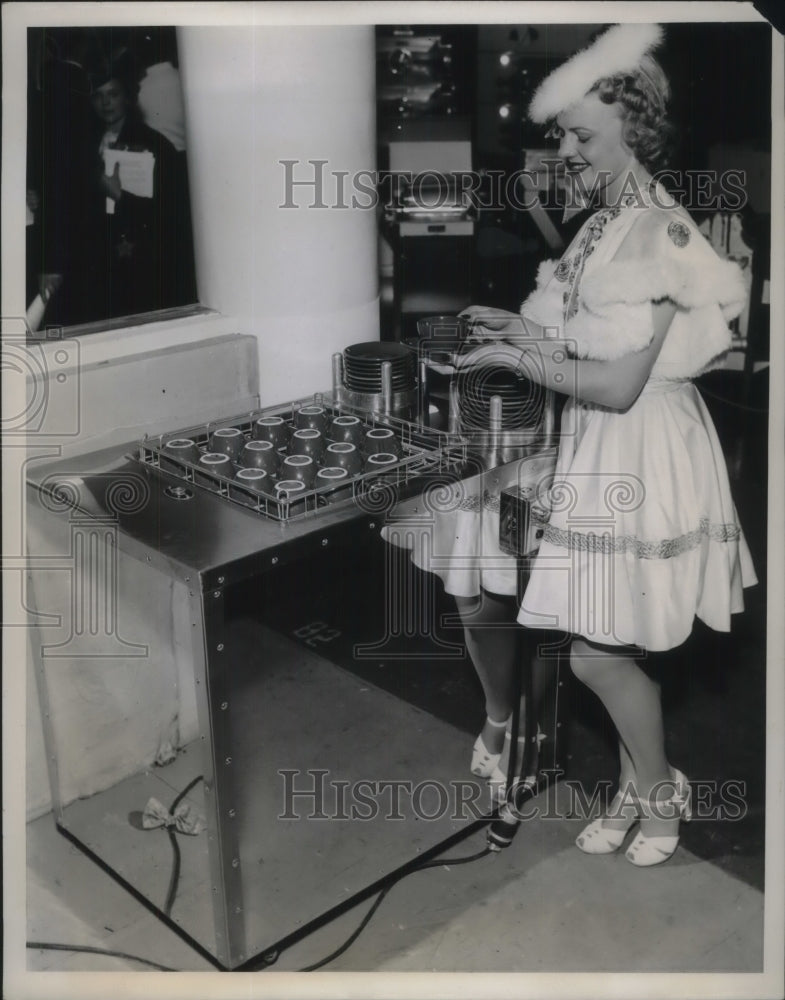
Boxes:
[575,790,640,855]
[624,769,692,868]
[470,715,510,778]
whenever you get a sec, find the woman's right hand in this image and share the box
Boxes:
[459,305,527,341]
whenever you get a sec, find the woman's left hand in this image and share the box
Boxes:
[459,305,526,341]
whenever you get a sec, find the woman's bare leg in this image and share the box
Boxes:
[570,638,679,837]
[454,591,519,754]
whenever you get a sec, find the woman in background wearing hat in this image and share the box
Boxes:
[461,24,756,866]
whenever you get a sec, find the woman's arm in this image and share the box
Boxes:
[460,299,677,411]
[458,305,528,337]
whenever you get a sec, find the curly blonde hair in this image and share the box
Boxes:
[591,55,674,171]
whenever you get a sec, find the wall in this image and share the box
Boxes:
[16,24,381,818]
[22,330,259,817]
[178,25,380,403]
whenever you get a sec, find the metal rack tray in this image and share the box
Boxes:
[136,392,467,522]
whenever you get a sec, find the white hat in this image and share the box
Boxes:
[528,23,664,123]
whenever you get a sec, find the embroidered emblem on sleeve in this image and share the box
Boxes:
[667,220,691,247]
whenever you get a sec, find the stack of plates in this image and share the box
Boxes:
[343,342,416,394]
[456,366,544,430]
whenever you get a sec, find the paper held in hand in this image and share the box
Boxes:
[103,149,155,213]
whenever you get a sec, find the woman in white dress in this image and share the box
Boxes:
[460,24,757,866]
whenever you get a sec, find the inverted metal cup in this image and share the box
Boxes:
[252,415,290,449]
[316,466,351,488]
[209,426,245,460]
[324,442,363,476]
[315,466,352,501]
[280,454,316,487]
[198,452,233,474]
[234,467,270,489]
[365,452,399,472]
[329,414,364,445]
[363,427,402,457]
[274,480,307,506]
[290,428,326,460]
[163,438,201,464]
[240,439,280,472]
[295,405,329,434]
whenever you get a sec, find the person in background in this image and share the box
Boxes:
[86,56,188,319]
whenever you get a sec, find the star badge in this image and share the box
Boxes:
[116,237,135,259]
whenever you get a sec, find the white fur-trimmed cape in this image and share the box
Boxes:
[520,207,749,378]
[529,24,664,123]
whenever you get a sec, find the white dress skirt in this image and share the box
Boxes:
[381,460,526,599]
[517,377,757,651]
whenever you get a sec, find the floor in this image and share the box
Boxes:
[25,756,766,974]
[20,368,780,994]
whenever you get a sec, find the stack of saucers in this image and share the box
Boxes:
[343,342,416,394]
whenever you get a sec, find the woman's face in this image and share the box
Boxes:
[550,92,635,203]
[91,79,129,128]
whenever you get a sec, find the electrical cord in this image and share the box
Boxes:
[29,776,496,973]
[163,775,204,917]
[297,884,393,971]
[28,838,495,973]
[26,941,177,972]
[297,845,493,972]
[293,654,547,972]
[27,774,205,973]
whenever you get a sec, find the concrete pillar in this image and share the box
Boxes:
[178,26,379,403]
